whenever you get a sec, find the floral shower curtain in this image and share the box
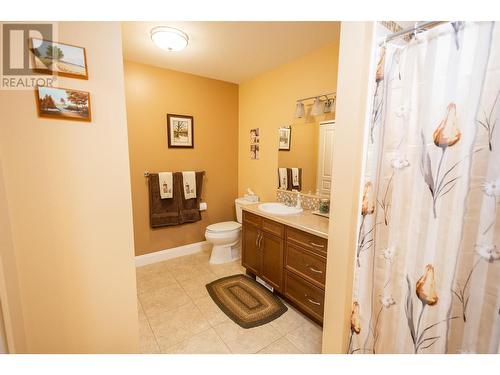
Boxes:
[350,22,500,354]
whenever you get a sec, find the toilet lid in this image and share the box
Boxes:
[206,221,242,232]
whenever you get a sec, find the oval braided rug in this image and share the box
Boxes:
[206,274,287,329]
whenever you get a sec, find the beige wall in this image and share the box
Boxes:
[0,22,139,353]
[322,22,375,354]
[0,161,27,353]
[123,61,239,256]
[238,32,340,201]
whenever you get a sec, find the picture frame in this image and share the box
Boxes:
[30,38,88,80]
[35,86,91,122]
[167,114,194,148]
[278,126,291,151]
[250,144,260,160]
[250,128,260,144]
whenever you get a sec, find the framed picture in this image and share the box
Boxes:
[250,144,260,160]
[250,128,260,144]
[279,126,291,151]
[30,38,88,79]
[35,86,91,122]
[167,114,194,148]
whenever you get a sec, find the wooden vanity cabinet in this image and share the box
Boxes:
[241,210,328,324]
[241,211,284,292]
[241,219,261,275]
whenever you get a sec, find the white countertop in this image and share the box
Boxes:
[241,202,329,239]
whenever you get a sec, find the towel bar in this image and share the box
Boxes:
[144,171,205,177]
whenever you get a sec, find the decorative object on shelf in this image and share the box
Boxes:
[319,198,330,214]
[278,126,291,151]
[30,38,88,79]
[293,92,336,118]
[167,114,194,148]
[35,86,91,122]
[250,128,260,159]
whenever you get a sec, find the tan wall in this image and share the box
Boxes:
[322,22,375,354]
[123,61,239,256]
[0,161,27,353]
[278,122,320,194]
[0,22,139,353]
[238,34,340,201]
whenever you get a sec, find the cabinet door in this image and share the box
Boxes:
[242,224,261,275]
[316,121,335,196]
[260,232,284,292]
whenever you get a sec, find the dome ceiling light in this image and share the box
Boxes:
[150,26,189,52]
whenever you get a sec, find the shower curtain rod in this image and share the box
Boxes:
[379,21,449,45]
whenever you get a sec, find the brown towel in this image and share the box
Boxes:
[179,171,204,223]
[148,173,181,228]
[286,168,302,191]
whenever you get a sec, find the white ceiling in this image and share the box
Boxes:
[121,22,340,84]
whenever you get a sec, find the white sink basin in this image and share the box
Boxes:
[258,202,303,215]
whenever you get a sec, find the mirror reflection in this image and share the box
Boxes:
[278,119,334,197]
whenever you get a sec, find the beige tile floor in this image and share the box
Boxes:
[136,250,323,354]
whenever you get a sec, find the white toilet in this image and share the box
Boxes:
[205,198,254,264]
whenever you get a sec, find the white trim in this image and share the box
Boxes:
[135,241,210,267]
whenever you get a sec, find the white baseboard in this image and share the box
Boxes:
[135,241,210,267]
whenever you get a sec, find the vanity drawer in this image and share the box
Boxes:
[242,211,261,227]
[262,218,284,238]
[285,244,326,289]
[286,227,327,257]
[284,271,325,322]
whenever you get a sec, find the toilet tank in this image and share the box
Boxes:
[235,198,255,223]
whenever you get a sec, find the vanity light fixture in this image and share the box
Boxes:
[293,92,336,119]
[311,97,323,116]
[323,98,335,113]
[151,26,189,52]
[294,101,305,118]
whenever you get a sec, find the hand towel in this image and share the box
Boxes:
[278,168,288,190]
[148,173,180,228]
[182,171,197,199]
[179,171,204,223]
[291,168,300,188]
[158,172,173,199]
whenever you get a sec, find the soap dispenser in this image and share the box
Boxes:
[295,192,302,209]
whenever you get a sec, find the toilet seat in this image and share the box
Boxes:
[206,221,241,233]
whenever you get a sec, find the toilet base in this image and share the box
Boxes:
[209,241,241,264]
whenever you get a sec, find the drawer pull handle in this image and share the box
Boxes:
[306,265,323,274]
[310,242,325,249]
[305,296,321,306]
